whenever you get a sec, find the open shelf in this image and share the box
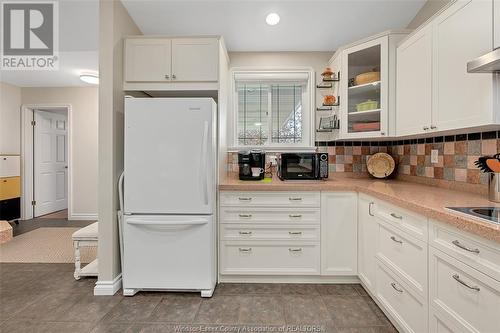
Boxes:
[317,83,333,89]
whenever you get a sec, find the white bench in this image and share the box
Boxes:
[72,222,98,280]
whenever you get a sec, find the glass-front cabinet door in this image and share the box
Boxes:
[340,36,388,138]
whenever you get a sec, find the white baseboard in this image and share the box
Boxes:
[70,213,98,221]
[218,275,360,283]
[94,274,122,296]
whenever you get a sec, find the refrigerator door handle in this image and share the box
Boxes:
[127,219,208,226]
[201,121,209,206]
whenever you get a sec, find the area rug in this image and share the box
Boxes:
[0,227,96,263]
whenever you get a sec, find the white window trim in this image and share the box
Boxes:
[228,67,316,152]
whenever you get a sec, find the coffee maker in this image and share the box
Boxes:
[238,150,265,180]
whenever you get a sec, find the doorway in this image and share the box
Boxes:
[20,105,72,221]
[33,109,69,218]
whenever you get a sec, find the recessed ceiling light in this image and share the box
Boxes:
[266,13,280,26]
[80,74,99,85]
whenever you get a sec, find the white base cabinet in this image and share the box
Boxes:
[219,191,358,280]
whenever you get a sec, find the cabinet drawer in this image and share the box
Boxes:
[221,224,320,241]
[220,207,320,224]
[375,200,428,241]
[0,156,20,178]
[376,261,428,333]
[0,177,21,201]
[220,241,320,275]
[429,247,500,333]
[430,220,500,282]
[376,221,427,296]
[220,191,320,208]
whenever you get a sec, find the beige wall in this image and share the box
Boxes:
[0,82,22,155]
[21,87,98,218]
[97,0,141,288]
[407,0,451,29]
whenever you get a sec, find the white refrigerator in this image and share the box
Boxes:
[120,97,217,297]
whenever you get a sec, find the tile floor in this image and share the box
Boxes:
[0,263,397,333]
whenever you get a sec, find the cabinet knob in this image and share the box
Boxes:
[380,132,385,136]
[164,74,169,79]
[172,74,176,79]
[423,126,429,131]
[430,125,437,129]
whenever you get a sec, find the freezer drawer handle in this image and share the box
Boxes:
[127,219,208,226]
[452,240,480,254]
[453,274,480,292]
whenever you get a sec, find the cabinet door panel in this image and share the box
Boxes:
[396,26,433,136]
[172,38,218,82]
[433,0,493,130]
[321,192,357,275]
[124,39,171,82]
[358,195,377,293]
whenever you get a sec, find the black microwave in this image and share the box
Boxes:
[277,153,329,180]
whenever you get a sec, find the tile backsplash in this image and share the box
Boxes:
[228,130,500,188]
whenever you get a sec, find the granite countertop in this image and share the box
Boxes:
[219,173,500,243]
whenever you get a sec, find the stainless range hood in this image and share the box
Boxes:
[467,48,500,73]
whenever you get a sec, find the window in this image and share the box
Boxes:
[232,70,313,149]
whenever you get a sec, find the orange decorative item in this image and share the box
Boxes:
[323,95,336,106]
[321,67,334,80]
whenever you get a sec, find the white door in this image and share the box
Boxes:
[124,38,172,82]
[34,110,68,217]
[432,0,494,131]
[320,192,358,275]
[124,98,216,215]
[171,38,218,82]
[396,25,433,136]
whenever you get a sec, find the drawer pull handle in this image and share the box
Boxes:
[390,213,403,219]
[289,214,302,218]
[391,282,403,293]
[390,236,403,244]
[238,197,252,201]
[453,274,480,292]
[238,231,252,235]
[238,214,252,218]
[452,240,480,254]
[368,202,375,216]
[289,231,303,235]
[289,248,303,252]
[239,248,252,252]
[289,197,303,201]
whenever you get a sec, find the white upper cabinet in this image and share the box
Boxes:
[338,32,407,139]
[396,25,433,136]
[396,0,498,136]
[124,38,172,82]
[495,0,500,48]
[124,36,224,90]
[432,0,494,131]
[171,38,218,82]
